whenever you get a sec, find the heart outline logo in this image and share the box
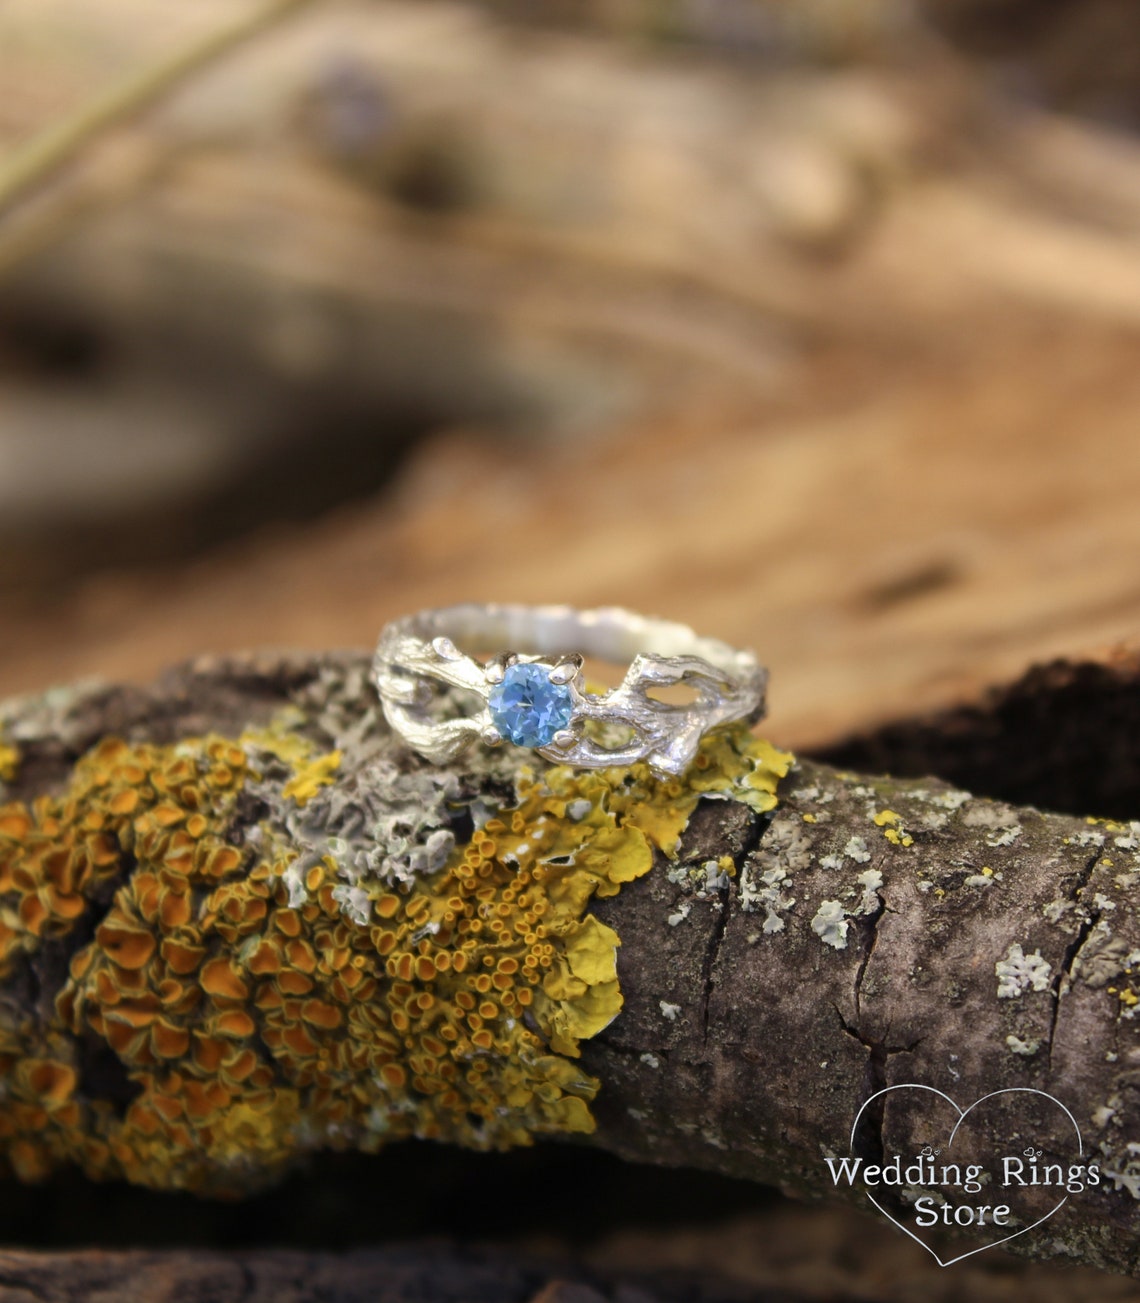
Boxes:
[849,1084,1084,1267]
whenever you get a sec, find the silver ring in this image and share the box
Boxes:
[371,603,767,776]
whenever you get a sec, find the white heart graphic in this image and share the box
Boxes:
[849,1084,1084,1267]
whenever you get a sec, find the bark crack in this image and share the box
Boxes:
[237,1260,257,1303]
[1047,848,1103,1070]
[834,1005,922,1167]
[698,897,729,1048]
[840,888,899,1166]
[852,891,887,1021]
[698,811,769,1047]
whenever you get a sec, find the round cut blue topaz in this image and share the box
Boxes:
[488,662,574,748]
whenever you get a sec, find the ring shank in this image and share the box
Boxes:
[373,603,767,773]
[393,603,757,678]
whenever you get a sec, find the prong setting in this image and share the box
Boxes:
[481,724,504,747]
[431,636,463,660]
[484,651,520,685]
[547,653,584,685]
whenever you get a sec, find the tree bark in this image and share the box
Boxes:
[1,648,1139,1276]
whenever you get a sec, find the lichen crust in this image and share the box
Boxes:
[0,707,789,1194]
[0,739,18,787]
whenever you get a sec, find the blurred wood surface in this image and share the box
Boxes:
[0,0,1138,751]
[7,1203,1140,1303]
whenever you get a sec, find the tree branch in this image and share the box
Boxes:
[1,649,1139,1275]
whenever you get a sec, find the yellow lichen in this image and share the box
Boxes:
[0,718,790,1194]
[874,808,913,847]
[1086,816,1129,833]
[282,750,341,806]
[0,742,18,785]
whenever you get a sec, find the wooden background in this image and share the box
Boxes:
[1,0,1139,753]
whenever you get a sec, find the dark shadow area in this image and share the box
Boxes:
[811,655,1140,822]
[0,1141,780,1251]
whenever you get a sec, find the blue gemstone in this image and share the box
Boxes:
[488,662,574,748]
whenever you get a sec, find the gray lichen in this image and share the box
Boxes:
[811,899,849,949]
[995,943,1052,998]
[248,657,534,924]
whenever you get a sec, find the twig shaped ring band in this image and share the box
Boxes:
[371,604,767,776]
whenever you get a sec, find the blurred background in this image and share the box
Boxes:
[2,0,1139,751]
[2,0,1140,1296]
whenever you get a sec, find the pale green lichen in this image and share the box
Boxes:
[1099,1142,1140,1200]
[811,899,849,950]
[996,943,1052,998]
[852,867,882,913]
[986,824,1022,847]
[1006,1033,1041,1056]
[1067,920,1123,987]
[1113,823,1140,852]
[740,864,794,933]
[1044,898,1076,925]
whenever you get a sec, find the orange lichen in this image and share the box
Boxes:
[0,718,790,1194]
